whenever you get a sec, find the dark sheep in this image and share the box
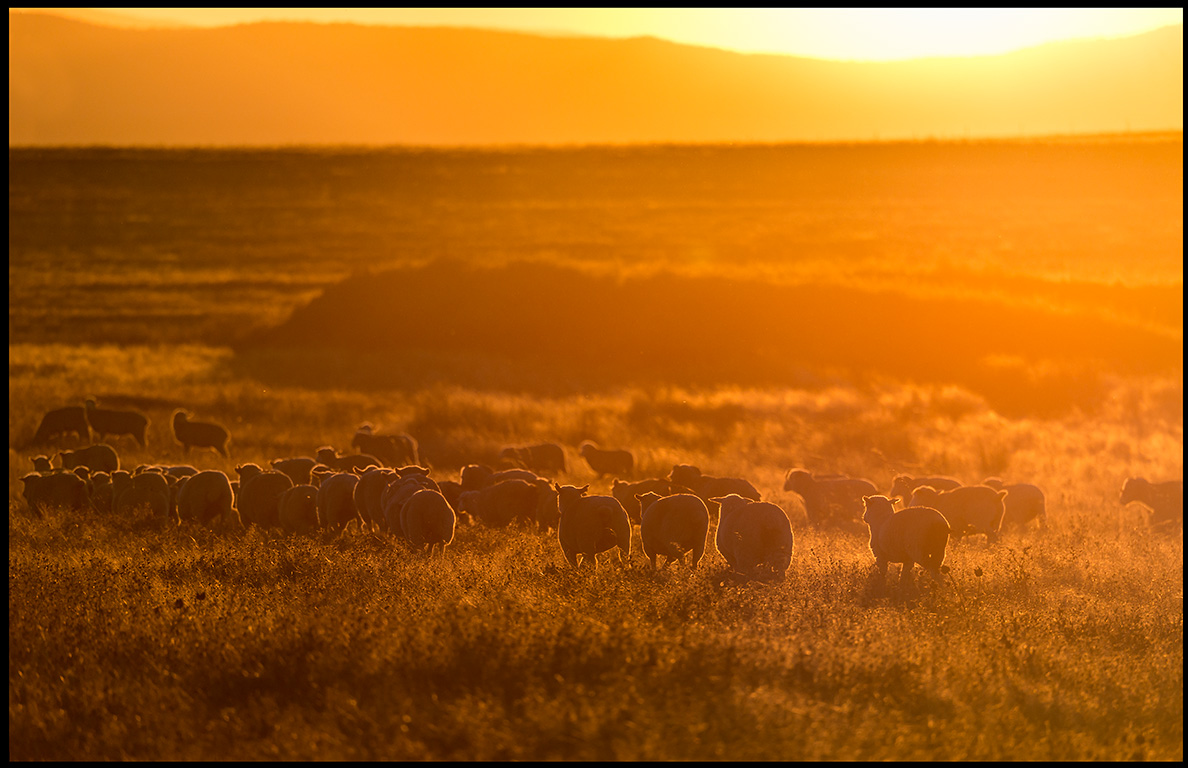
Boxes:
[29,406,90,446]
[172,410,230,457]
[84,399,149,448]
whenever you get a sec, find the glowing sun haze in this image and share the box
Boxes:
[80,7,1185,61]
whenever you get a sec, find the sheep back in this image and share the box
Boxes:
[316,473,361,532]
[1120,477,1183,528]
[910,485,1007,541]
[863,495,949,581]
[555,485,631,568]
[714,494,793,580]
[639,492,710,569]
[270,457,318,486]
[579,441,634,477]
[278,484,320,536]
[500,443,566,475]
[20,472,90,514]
[401,489,456,553]
[176,470,238,530]
[29,406,90,446]
[58,444,119,474]
[84,399,149,447]
[238,470,295,530]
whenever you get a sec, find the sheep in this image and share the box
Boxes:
[353,467,398,529]
[113,470,172,522]
[579,441,634,478]
[909,485,1008,542]
[554,483,632,569]
[315,446,382,473]
[457,478,543,529]
[88,471,114,514]
[888,474,962,504]
[28,405,90,446]
[459,463,545,492]
[57,444,119,474]
[380,473,440,535]
[270,456,318,486]
[437,479,463,515]
[499,443,566,475]
[84,398,149,448]
[20,471,90,515]
[351,423,420,467]
[1120,477,1183,529]
[982,478,1047,532]
[400,489,456,555]
[31,456,54,473]
[783,469,878,529]
[711,494,794,581]
[612,478,688,524]
[237,469,295,531]
[862,495,950,587]
[278,484,320,536]
[176,469,241,531]
[669,464,760,518]
[636,491,710,569]
[317,472,362,533]
[171,410,230,457]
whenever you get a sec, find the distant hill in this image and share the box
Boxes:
[8,11,1183,145]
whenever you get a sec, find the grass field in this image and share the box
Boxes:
[8,140,1183,759]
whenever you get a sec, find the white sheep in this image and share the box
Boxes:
[84,399,149,448]
[711,494,793,581]
[270,456,318,486]
[28,405,90,447]
[500,443,566,475]
[1120,477,1183,529]
[783,469,878,528]
[862,495,950,586]
[171,410,230,458]
[352,423,419,467]
[579,441,634,478]
[636,491,710,569]
[20,471,90,515]
[909,485,1007,542]
[57,444,120,474]
[237,469,295,531]
[554,483,632,569]
[888,474,962,504]
[175,469,241,531]
[400,488,456,555]
[316,472,362,533]
[278,484,320,536]
[982,478,1047,532]
[612,478,688,524]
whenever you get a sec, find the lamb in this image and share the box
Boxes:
[982,478,1047,532]
[351,423,419,467]
[317,472,362,533]
[554,483,632,569]
[315,446,382,473]
[457,478,544,529]
[636,491,710,569]
[711,494,794,581]
[270,457,318,486]
[399,488,456,555]
[278,484,320,536]
[57,444,120,474]
[612,478,688,524]
[176,469,241,531]
[889,474,962,504]
[1119,477,1183,529]
[499,443,566,475]
[862,495,950,586]
[84,399,149,448]
[113,470,172,522]
[579,441,634,478]
[909,485,1007,542]
[28,405,90,446]
[171,410,230,457]
[20,471,90,515]
[783,469,878,528]
[237,469,295,531]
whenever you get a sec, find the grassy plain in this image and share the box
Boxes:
[7,139,1184,760]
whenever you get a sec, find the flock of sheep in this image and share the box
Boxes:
[17,401,1185,584]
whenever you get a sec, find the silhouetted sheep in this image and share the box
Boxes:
[352,423,419,467]
[278,484,320,536]
[29,406,90,446]
[172,410,230,458]
[315,446,382,473]
[317,472,362,533]
[31,456,53,473]
[58,444,119,474]
[380,473,440,535]
[983,478,1047,532]
[909,485,1007,542]
[636,491,709,569]
[270,456,318,486]
[669,464,760,517]
[862,495,950,586]
[554,483,631,569]
[114,470,172,522]
[500,443,566,475]
[712,494,793,581]
[889,474,962,504]
[175,469,240,531]
[460,463,545,492]
[612,478,688,524]
[237,469,295,530]
[20,471,90,515]
[579,441,634,478]
[458,478,542,528]
[400,488,456,555]
[84,399,148,448]
[783,469,877,528]
[1120,477,1183,529]
[353,467,398,530]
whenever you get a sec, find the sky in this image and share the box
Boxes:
[51,8,1188,61]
